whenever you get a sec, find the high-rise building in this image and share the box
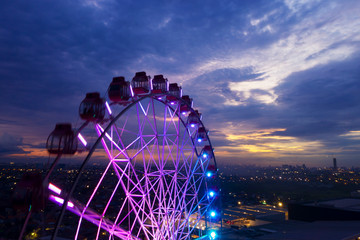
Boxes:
[333,158,337,170]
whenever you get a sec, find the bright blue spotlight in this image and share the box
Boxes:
[202,153,208,158]
[209,191,215,197]
[197,138,202,143]
[190,123,195,128]
[206,172,212,177]
[210,230,217,239]
[210,211,216,217]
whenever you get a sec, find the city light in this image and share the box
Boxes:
[210,211,216,217]
[207,172,212,177]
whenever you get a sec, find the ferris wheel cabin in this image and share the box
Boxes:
[201,145,213,159]
[166,83,182,104]
[206,164,217,178]
[151,74,169,94]
[12,171,46,211]
[197,127,208,142]
[131,71,150,95]
[180,95,193,114]
[108,76,131,103]
[46,123,77,155]
[188,110,202,127]
[79,92,105,121]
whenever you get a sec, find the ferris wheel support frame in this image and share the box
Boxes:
[50,93,217,240]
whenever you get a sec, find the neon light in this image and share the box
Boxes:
[207,172,212,177]
[50,195,74,208]
[210,211,216,217]
[78,133,87,147]
[210,231,216,239]
[190,124,195,128]
[139,102,147,116]
[105,101,112,115]
[209,191,215,197]
[202,153,208,158]
[48,183,62,195]
[197,138,202,143]
[130,85,135,97]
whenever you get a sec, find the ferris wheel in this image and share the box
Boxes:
[38,72,219,239]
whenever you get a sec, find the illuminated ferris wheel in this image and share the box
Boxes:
[42,72,220,239]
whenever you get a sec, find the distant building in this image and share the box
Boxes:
[333,158,337,170]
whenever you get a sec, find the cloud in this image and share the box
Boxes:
[0,133,28,156]
[1,0,360,166]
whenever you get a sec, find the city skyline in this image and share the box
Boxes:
[1,0,360,167]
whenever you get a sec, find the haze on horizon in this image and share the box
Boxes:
[1,0,360,167]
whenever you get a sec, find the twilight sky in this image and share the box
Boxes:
[1,0,360,167]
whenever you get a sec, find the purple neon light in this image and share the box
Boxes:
[105,101,112,115]
[78,133,87,147]
[49,195,74,208]
[130,85,135,97]
[48,183,61,195]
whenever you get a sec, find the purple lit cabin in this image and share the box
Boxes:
[46,123,77,155]
[197,127,208,142]
[206,164,217,178]
[131,71,150,95]
[180,95,193,114]
[12,172,47,211]
[166,83,182,104]
[79,92,105,121]
[201,145,213,159]
[188,110,202,127]
[108,76,131,104]
[151,74,169,94]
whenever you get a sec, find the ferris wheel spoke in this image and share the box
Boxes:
[47,88,218,239]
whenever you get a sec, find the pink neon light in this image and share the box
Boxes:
[105,101,112,115]
[130,85,135,97]
[50,195,74,208]
[78,133,87,146]
[48,183,61,195]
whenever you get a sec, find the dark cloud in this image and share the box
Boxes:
[274,53,360,139]
[0,132,28,156]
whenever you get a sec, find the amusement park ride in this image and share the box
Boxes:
[13,72,221,239]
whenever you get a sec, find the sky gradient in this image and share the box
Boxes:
[1,0,360,167]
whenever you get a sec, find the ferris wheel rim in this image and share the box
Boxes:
[51,92,217,240]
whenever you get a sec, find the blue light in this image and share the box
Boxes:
[206,172,212,177]
[190,123,195,128]
[202,153,208,158]
[210,231,217,239]
[210,211,216,217]
[197,138,202,143]
[209,191,215,197]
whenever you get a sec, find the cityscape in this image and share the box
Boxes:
[1,160,360,239]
